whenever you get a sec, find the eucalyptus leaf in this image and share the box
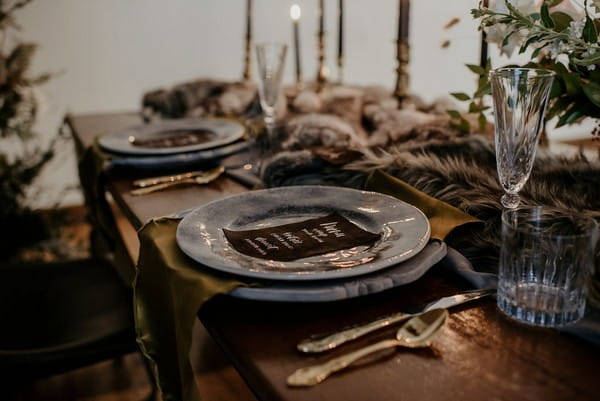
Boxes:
[582,16,598,43]
[453,117,471,133]
[558,69,581,96]
[446,110,462,119]
[466,64,486,75]
[549,78,564,98]
[582,81,600,108]
[478,112,488,132]
[474,82,491,98]
[550,11,573,32]
[540,2,555,29]
[450,92,471,101]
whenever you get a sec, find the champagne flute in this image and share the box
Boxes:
[253,43,287,176]
[489,67,555,209]
[255,42,287,127]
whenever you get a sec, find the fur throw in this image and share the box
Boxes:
[142,79,258,120]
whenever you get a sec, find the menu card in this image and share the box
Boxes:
[132,128,215,148]
[223,213,381,261]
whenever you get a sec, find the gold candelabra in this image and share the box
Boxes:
[394,39,409,104]
[316,33,327,88]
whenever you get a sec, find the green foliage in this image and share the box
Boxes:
[461,0,600,133]
[0,0,56,258]
[447,59,492,134]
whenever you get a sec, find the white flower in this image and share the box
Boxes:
[484,1,543,56]
[548,39,564,59]
[489,0,541,15]
[484,23,524,57]
[568,19,586,39]
[585,3,599,18]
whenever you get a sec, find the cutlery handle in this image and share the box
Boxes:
[130,178,195,196]
[297,312,411,353]
[287,338,400,387]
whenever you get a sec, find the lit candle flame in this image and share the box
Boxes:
[290,4,301,21]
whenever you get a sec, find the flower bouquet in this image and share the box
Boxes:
[450,0,600,135]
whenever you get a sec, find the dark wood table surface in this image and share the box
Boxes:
[67,112,600,401]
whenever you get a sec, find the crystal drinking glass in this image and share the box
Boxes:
[498,206,598,327]
[255,42,287,127]
[489,68,555,209]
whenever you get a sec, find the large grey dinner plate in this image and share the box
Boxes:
[176,186,431,281]
[106,140,249,172]
[98,118,245,156]
[228,240,446,302]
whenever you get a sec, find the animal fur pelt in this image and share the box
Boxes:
[142,79,258,120]
[261,132,600,274]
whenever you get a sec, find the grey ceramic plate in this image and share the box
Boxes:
[98,118,245,156]
[176,186,430,281]
[107,140,249,172]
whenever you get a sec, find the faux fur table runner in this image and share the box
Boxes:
[261,123,600,280]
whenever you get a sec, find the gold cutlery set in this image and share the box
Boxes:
[130,166,225,196]
[287,288,494,386]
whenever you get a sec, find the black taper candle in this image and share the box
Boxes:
[480,0,489,69]
[338,0,344,72]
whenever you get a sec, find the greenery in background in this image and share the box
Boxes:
[0,0,56,259]
[448,0,600,135]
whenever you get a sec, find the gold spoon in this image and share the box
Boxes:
[287,308,448,387]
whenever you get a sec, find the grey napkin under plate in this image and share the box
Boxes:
[441,246,600,346]
[229,240,447,302]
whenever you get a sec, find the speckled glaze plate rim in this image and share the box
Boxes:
[98,118,245,156]
[176,186,431,281]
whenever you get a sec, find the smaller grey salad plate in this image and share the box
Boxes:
[176,186,431,281]
[99,118,245,156]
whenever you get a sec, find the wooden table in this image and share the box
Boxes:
[67,112,600,401]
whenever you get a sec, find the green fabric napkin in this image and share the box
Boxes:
[78,142,136,283]
[132,169,481,401]
[364,169,481,240]
[134,217,250,401]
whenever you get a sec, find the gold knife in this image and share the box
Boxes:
[296,288,495,353]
